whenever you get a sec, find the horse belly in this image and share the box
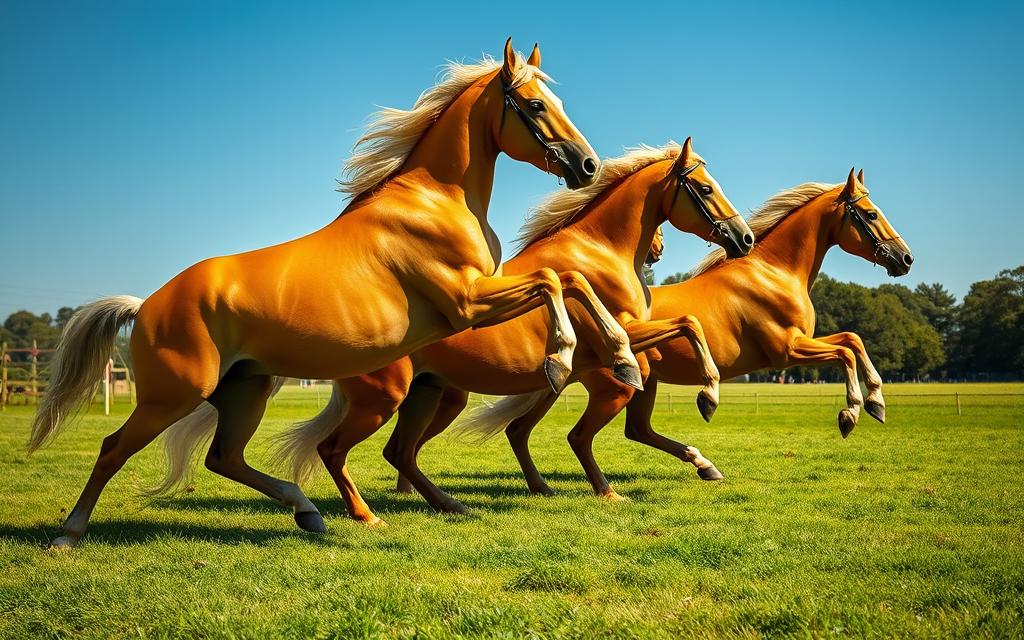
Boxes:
[416,312,551,395]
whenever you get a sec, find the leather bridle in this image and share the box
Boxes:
[670,160,738,239]
[500,79,569,173]
[841,193,900,261]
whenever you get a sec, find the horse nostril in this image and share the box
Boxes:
[903,253,914,266]
[581,157,598,177]
[742,233,754,247]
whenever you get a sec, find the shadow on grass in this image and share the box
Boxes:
[0,518,339,548]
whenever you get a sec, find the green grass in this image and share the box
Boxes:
[1,382,1022,638]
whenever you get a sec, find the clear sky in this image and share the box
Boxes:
[1,1,1021,319]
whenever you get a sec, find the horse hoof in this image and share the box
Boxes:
[612,362,644,391]
[529,484,555,497]
[599,488,629,502]
[697,465,724,481]
[437,499,470,515]
[543,356,572,394]
[294,511,327,533]
[360,516,388,528]
[865,400,886,424]
[47,535,80,550]
[696,391,718,422]
[838,410,857,439]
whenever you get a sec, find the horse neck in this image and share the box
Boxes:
[396,74,501,219]
[752,195,838,290]
[558,162,667,272]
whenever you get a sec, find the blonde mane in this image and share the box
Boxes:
[688,182,841,277]
[338,53,549,198]
[514,143,681,253]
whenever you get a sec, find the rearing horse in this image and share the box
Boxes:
[30,40,640,548]
[469,169,914,497]
[277,140,754,522]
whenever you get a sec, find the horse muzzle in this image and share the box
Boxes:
[549,141,600,189]
[720,217,755,259]
[884,243,914,277]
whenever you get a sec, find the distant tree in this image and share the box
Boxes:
[954,266,1024,374]
[641,265,655,286]
[660,272,688,285]
[55,306,77,330]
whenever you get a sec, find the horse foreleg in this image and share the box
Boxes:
[815,332,886,423]
[206,373,324,533]
[624,315,721,421]
[784,334,863,438]
[382,374,469,514]
[622,373,723,481]
[450,269,577,393]
[556,271,642,390]
[395,386,468,494]
[505,391,560,495]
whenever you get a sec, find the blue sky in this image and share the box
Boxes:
[1,1,1021,319]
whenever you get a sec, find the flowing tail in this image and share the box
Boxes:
[270,380,348,486]
[450,390,550,443]
[144,377,287,496]
[29,295,144,453]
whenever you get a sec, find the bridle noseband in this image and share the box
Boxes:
[670,160,737,239]
[500,79,569,174]
[840,193,899,262]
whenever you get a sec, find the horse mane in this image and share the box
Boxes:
[514,143,681,253]
[338,53,550,198]
[687,181,841,277]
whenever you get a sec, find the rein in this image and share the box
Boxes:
[500,79,570,174]
[670,160,738,239]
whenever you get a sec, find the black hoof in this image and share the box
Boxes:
[543,356,572,394]
[294,510,327,533]
[865,400,886,424]
[612,362,644,391]
[697,465,724,481]
[696,391,718,422]
[838,410,857,439]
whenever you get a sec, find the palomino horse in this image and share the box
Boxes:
[464,168,914,497]
[30,40,642,548]
[277,139,755,522]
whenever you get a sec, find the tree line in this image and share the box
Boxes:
[3,265,1022,382]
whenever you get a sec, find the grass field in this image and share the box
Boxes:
[1,382,1022,638]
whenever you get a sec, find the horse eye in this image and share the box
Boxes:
[528,100,545,112]
[701,185,713,195]
[867,210,878,220]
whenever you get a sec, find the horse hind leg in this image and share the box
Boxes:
[205,370,324,533]
[394,385,469,494]
[51,398,202,548]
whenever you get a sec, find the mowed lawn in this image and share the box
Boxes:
[1,383,1022,638]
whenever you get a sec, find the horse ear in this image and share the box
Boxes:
[527,43,541,67]
[840,167,858,199]
[501,37,516,83]
[672,137,695,172]
[857,168,865,186]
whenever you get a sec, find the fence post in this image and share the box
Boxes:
[955,392,961,416]
[30,339,38,403]
[754,392,759,415]
[564,393,569,412]
[668,392,674,414]
[103,358,112,416]
[0,341,7,411]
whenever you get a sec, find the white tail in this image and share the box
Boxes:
[145,377,287,496]
[29,295,144,453]
[450,390,550,442]
[271,380,348,486]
